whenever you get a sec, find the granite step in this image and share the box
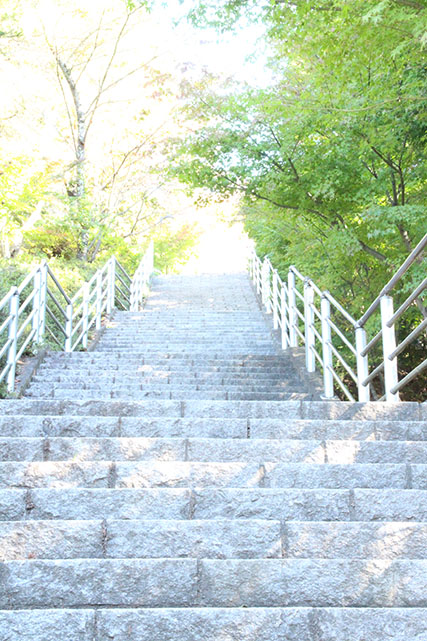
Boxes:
[2,436,426,462]
[0,558,425,608]
[2,607,425,641]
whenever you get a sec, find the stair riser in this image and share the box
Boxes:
[1,488,426,521]
[1,559,425,608]
[2,437,426,463]
[2,607,425,641]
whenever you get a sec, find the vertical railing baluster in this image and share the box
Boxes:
[107,257,116,314]
[65,303,73,352]
[82,283,89,349]
[32,267,42,343]
[321,296,334,398]
[355,326,370,402]
[96,272,102,331]
[380,295,400,402]
[288,270,298,347]
[304,279,316,373]
[272,271,279,329]
[39,261,48,339]
[280,285,289,350]
[6,288,19,393]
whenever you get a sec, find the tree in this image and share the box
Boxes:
[169,0,426,313]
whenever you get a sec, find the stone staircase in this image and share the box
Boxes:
[0,272,426,640]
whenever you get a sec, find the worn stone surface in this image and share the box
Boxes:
[0,490,26,520]
[192,489,351,520]
[0,521,103,560]
[0,271,425,634]
[353,490,427,521]
[0,559,198,608]
[0,610,94,641]
[26,488,191,520]
[95,608,312,640]
[264,463,408,489]
[285,522,427,558]
[115,462,262,488]
[198,559,427,607]
[106,519,281,558]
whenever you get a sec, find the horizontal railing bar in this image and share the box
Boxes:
[294,288,304,302]
[115,284,129,303]
[16,309,36,340]
[0,362,12,384]
[361,361,385,387]
[45,324,63,348]
[45,306,67,337]
[389,318,427,361]
[46,266,71,304]
[17,269,39,295]
[310,303,322,322]
[18,289,36,315]
[312,325,323,343]
[115,298,128,311]
[295,325,305,343]
[290,265,305,281]
[311,344,324,367]
[87,314,97,333]
[327,319,357,355]
[323,291,358,327]
[329,366,356,402]
[387,277,427,327]
[0,338,12,361]
[115,272,131,292]
[46,287,68,320]
[16,328,37,362]
[360,328,383,357]
[71,315,85,337]
[115,259,131,281]
[71,331,86,352]
[72,301,84,319]
[0,315,12,336]
[358,233,427,326]
[390,358,427,395]
[295,308,305,322]
[0,288,15,313]
[329,342,358,383]
[307,279,323,298]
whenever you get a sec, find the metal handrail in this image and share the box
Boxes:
[249,238,426,403]
[0,241,154,393]
[358,234,427,327]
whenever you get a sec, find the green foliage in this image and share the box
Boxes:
[153,224,200,274]
[171,0,427,318]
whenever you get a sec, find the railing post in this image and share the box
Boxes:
[6,288,19,393]
[96,272,102,331]
[82,283,89,349]
[272,271,279,329]
[65,303,73,352]
[32,267,42,343]
[321,296,334,398]
[288,270,298,347]
[107,257,116,314]
[355,326,370,402]
[256,260,261,295]
[280,285,289,350]
[261,258,271,312]
[39,261,48,339]
[380,295,400,402]
[304,279,316,373]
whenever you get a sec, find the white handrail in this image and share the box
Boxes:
[0,241,154,393]
[249,239,426,403]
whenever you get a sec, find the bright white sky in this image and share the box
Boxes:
[150,0,271,85]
